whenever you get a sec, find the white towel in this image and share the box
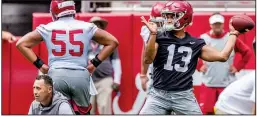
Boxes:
[89,75,98,95]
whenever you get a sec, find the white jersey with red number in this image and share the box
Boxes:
[36,17,98,70]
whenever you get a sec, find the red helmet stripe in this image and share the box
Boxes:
[55,6,75,14]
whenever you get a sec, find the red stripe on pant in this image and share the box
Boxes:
[69,100,92,115]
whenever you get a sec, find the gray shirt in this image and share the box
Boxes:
[28,91,75,115]
[88,41,120,82]
[200,32,236,87]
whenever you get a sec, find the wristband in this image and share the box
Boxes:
[229,32,238,37]
[33,56,44,69]
[150,32,157,35]
[90,54,102,67]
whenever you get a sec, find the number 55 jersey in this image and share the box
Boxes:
[36,17,98,70]
[153,32,206,91]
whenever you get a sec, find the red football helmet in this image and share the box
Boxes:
[161,1,193,31]
[50,0,76,21]
[150,2,165,23]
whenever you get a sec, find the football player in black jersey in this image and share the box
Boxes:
[140,1,242,115]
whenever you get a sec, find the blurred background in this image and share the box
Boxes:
[2,0,255,36]
[2,0,256,115]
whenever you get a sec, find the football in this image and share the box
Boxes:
[230,14,255,33]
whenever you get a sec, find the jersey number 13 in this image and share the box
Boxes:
[164,44,192,72]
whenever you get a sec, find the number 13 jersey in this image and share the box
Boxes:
[153,32,206,91]
[36,17,98,70]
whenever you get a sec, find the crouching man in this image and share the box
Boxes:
[28,75,75,115]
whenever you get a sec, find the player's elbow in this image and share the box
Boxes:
[144,59,153,64]
[219,55,228,62]
[15,39,23,50]
[109,37,119,48]
[144,57,153,64]
[113,38,119,48]
[16,38,32,51]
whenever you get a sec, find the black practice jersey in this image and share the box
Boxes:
[152,31,206,91]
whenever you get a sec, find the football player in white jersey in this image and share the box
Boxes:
[214,39,256,115]
[16,0,119,115]
[140,2,165,92]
